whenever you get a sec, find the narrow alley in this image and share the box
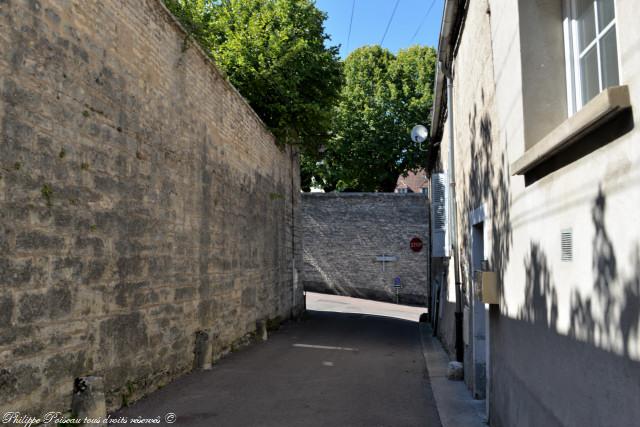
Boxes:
[3,1,639,425]
[113,294,441,426]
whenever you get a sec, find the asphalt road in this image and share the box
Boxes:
[113,293,441,427]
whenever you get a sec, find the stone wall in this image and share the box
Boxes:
[302,193,429,305]
[0,0,303,416]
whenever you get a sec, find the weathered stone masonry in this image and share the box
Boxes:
[0,0,303,415]
[302,193,429,305]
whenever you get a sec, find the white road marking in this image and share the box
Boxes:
[293,344,358,351]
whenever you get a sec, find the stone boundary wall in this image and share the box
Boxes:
[302,193,429,305]
[0,0,303,416]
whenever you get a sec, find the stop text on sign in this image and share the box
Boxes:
[410,237,423,252]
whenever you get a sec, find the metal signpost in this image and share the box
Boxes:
[393,276,401,304]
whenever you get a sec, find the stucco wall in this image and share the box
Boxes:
[0,0,303,416]
[302,193,429,305]
[436,0,640,425]
[434,0,506,397]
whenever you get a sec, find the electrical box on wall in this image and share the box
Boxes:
[474,271,499,304]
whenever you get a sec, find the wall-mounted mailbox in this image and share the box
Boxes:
[474,271,499,305]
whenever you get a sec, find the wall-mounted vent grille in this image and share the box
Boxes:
[431,173,450,258]
[561,229,573,262]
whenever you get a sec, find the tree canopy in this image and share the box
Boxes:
[306,45,437,192]
[163,2,436,192]
[164,0,342,149]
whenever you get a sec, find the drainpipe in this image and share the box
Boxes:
[445,69,464,363]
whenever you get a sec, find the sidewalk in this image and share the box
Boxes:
[419,324,488,427]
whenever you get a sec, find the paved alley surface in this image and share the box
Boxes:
[114,293,441,426]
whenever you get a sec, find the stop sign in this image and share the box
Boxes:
[410,237,423,252]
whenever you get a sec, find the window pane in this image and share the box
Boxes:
[580,46,599,104]
[601,26,619,88]
[576,0,596,51]
[597,0,615,32]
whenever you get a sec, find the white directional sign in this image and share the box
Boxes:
[375,255,397,262]
[375,255,397,272]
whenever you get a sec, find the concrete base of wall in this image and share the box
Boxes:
[490,313,640,427]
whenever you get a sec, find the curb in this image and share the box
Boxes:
[419,323,488,427]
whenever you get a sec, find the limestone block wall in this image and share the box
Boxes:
[302,193,429,305]
[0,0,303,416]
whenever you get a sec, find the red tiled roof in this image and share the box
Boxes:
[395,169,428,193]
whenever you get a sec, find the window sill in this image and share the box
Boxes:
[511,85,631,176]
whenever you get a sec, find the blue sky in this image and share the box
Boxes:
[315,0,444,58]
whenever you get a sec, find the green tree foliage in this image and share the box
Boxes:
[163,0,342,149]
[163,0,216,50]
[310,45,437,192]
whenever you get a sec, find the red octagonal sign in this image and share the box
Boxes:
[410,237,423,252]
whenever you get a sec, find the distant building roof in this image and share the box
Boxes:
[395,170,428,193]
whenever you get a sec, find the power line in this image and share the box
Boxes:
[379,0,400,47]
[346,0,356,53]
[410,0,437,44]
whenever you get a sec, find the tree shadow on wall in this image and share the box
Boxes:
[514,222,640,426]
[461,92,513,302]
[301,214,366,299]
[620,248,640,357]
[458,92,639,361]
[520,242,558,331]
[567,188,640,358]
[518,188,640,360]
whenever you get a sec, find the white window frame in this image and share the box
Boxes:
[563,0,620,116]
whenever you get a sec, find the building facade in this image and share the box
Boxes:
[428,1,640,426]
